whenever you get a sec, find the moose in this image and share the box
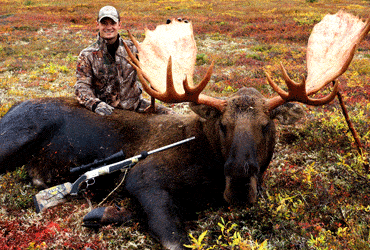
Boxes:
[1,11,369,250]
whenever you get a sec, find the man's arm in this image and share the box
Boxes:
[74,52,114,115]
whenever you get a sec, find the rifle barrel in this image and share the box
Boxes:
[147,136,195,156]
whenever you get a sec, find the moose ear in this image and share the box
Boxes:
[269,102,305,125]
[189,102,222,120]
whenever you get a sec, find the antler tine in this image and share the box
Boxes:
[163,57,220,104]
[127,31,141,55]
[265,64,289,100]
[180,60,227,111]
[181,61,227,111]
[358,17,370,46]
[165,56,184,102]
[183,61,214,95]
[265,63,339,111]
[124,31,141,68]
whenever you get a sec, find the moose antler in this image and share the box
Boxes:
[266,11,370,111]
[123,19,227,112]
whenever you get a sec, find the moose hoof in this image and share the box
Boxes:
[83,205,132,229]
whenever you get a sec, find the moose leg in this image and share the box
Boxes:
[83,205,133,228]
[132,188,188,250]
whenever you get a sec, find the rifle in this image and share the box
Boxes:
[33,136,195,213]
[69,150,125,173]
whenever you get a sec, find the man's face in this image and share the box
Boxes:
[97,17,121,44]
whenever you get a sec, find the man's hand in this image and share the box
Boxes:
[95,102,114,116]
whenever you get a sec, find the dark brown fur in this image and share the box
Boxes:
[0,87,302,250]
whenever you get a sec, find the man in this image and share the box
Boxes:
[75,6,170,115]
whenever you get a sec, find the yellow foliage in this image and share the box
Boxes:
[346,4,365,10]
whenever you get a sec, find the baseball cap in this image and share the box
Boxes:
[98,6,120,23]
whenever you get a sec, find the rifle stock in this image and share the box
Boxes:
[33,182,72,213]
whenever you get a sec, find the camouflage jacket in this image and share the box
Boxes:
[75,34,142,111]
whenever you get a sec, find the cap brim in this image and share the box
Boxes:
[98,15,119,23]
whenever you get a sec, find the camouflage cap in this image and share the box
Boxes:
[98,6,120,23]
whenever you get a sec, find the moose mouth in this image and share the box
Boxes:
[223,176,258,206]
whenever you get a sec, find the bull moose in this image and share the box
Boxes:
[1,12,369,250]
